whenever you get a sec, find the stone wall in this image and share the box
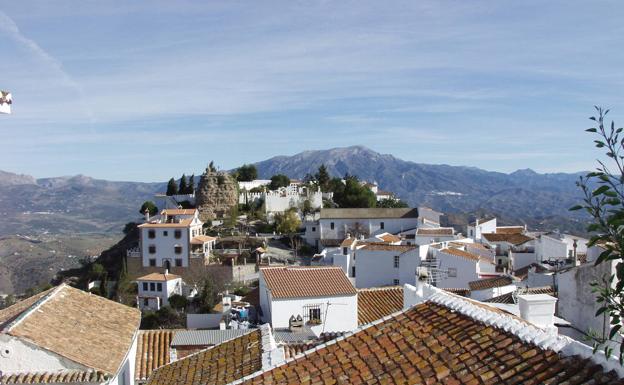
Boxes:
[195,167,238,222]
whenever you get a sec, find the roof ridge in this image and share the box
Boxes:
[356,286,402,292]
[4,284,64,332]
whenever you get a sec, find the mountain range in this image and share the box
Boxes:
[0,145,592,294]
[254,146,590,234]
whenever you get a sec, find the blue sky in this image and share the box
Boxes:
[0,1,623,182]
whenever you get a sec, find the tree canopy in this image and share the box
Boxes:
[140,201,158,216]
[315,164,331,191]
[179,174,189,194]
[237,164,258,182]
[269,174,291,190]
[377,198,408,208]
[332,175,376,208]
[166,178,178,196]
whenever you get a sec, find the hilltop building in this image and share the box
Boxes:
[136,271,184,311]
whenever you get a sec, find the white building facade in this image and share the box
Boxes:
[136,272,183,311]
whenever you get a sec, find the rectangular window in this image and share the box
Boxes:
[163,230,168,236]
[174,245,183,254]
[448,268,457,277]
[143,298,149,306]
[393,279,400,285]
[304,304,322,324]
[312,226,316,232]
[351,266,356,277]
[174,230,182,239]
[156,283,162,292]
[394,255,400,268]
[343,247,348,255]
[142,282,148,291]
[148,245,156,254]
[149,259,156,267]
[380,222,385,230]
[175,258,183,267]
[150,282,156,291]
[148,230,155,239]
[330,222,335,230]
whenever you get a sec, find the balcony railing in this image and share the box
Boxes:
[126,247,141,257]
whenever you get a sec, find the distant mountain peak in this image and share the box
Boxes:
[511,168,538,176]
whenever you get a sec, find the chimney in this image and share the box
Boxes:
[164,269,169,276]
[289,314,304,332]
[517,294,557,329]
[144,208,150,222]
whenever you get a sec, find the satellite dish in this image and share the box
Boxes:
[0,90,12,114]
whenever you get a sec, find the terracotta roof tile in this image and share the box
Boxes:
[357,287,403,325]
[234,301,624,385]
[138,218,194,228]
[416,227,454,235]
[191,235,217,244]
[469,276,514,291]
[482,233,534,245]
[513,263,552,280]
[439,247,482,262]
[0,370,108,384]
[147,329,263,385]
[339,237,357,247]
[161,209,197,215]
[320,208,419,219]
[496,226,525,234]
[0,286,56,329]
[377,233,401,243]
[485,286,556,304]
[135,329,177,382]
[359,242,417,252]
[441,288,470,297]
[261,267,356,299]
[136,272,181,281]
[4,284,141,375]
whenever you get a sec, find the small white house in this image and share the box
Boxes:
[431,247,496,289]
[136,209,215,270]
[352,243,423,288]
[136,271,183,311]
[466,218,497,241]
[469,276,517,301]
[0,284,140,385]
[304,207,435,250]
[413,227,456,245]
[258,266,358,334]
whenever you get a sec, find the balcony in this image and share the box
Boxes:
[126,246,141,258]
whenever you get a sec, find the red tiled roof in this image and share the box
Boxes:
[377,233,401,243]
[135,329,177,382]
[469,276,514,291]
[261,267,356,299]
[136,272,181,282]
[236,302,624,385]
[359,242,417,252]
[161,209,197,216]
[439,247,481,262]
[357,287,403,325]
[147,329,262,385]
[441,288,471,297]
[482,232,534,245]
[496,226,525,234]
[340,237,357,248]
[0,370,108,384]
[191,235,217,244]
[416,227,454,236]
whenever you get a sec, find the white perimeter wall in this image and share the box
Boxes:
[270,295,358,334]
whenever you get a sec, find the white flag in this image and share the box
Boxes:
[0,91,12,114]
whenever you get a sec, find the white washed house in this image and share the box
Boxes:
[468,276,517,301]
[258,266,358,334]
[304,207,437,250]
[430,247,497,289]
[352,243,423,288]
[136,209,215,269]
[136,272,183,311]
[0,284,140,385]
